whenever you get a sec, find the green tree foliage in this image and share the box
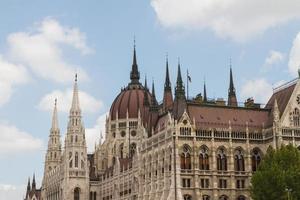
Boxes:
[251,145,300,200]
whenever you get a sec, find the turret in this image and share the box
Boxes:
[163,57,173,111]
[173,61,187,119]
[62,74,89,200]
[228,67,238,107]
[150,80,158,110]
[44,98,61,174]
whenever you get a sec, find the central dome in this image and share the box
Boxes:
[110,84,151,120]
[109,45,152,121]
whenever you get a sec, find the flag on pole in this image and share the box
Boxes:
[187,70,192,82]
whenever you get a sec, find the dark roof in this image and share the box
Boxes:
[187,104,270,131]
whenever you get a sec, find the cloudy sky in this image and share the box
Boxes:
[1,0,300,199]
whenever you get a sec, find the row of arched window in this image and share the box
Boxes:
[183,194,246,200]
[180,145,261,172]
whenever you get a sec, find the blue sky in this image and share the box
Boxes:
[1,0,300,199]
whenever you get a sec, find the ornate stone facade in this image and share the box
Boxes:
[25,46,300,200]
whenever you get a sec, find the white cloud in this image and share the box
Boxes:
[0,123,43,155]
[264,50,284,66]
[151,0,300,42]
[0,55,30,106]
[38,88,103,113]
[85,112,108,153]
[240,78,285,104]
[0,184,25,200]
[7,17,91,83]
[288,32,300,76]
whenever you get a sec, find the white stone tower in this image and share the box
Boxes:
[61,74,89,200]
[44,99,62,174]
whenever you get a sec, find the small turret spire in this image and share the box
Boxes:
[203,80,207,102]
[143,76,150,106]
[175,59,185,99]
[27,177,31,192]
[51,98,59,131]
[70,74,81,112]
[32,173,36,190]
[228,64,238,107]
[164,55,171,91]
[130,40,140,84]
[151,80,157,106]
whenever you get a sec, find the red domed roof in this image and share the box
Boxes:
[110,85,152,120]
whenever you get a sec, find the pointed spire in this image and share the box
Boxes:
[151,80,157,106]
[32,173,36,190]
[27,177,31,191]
[130,39,140,84]
[144,75,148,90]
[229,67,235,95]
[203,80,207,102]
[143,76,150,106]
[228,64,238,107]
[51,98,59,131]
[70,73,81,112]
[164,55,171,91]
[175,59,185,99]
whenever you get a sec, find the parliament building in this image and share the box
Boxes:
[24,45,300,200]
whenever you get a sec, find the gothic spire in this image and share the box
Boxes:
[70,74,81,113]
[151,80,157,106]
[51,98,59,131]
[203,80,207,102]
[27,177,31,192]
[228,66,238,106]
[164,56,171,91]
[175,60,185,99]
[32,173,36,190]
[130,41,140,84]
[229,67,235,95]
[143,76,150,106]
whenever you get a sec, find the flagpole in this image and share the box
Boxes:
[187,69,189,100]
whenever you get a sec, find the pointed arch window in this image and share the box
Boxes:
[217,148,227,171]
[119,143,124,159]
[237,195,246,200]
[69,152,73,168]
[290,108,300,126]
[75,152,79,168]
[74,187,80,200]
[199,146,209,170]
[183,194,192,200]
[252,149,261,172]
[180,145,192,170]
[234,149,245,171]
[219,195,228,200]
[130,143,137,157]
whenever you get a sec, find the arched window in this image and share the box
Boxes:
[219,195,228,200]
[130,143,137,157]
[217,148,227,171]
[180,145,192,170]
[183,194,192,200]
[93,192,96,200]
[237,195,246,200]
[75,135,78,142]
[119,143,124,158]
[203,195,210,200]
[74,187,80,200]
[290,108,300,126]
[252,148,261,172]
[75,152,79,168]
[199,146,209,170]
[234,149,245,171]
